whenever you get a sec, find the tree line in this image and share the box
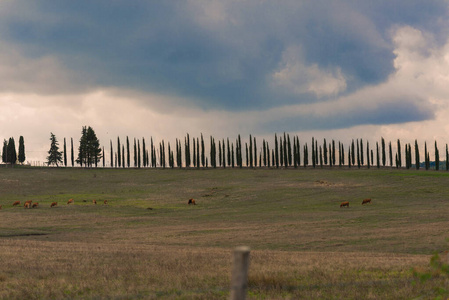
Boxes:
[41,126,449,171]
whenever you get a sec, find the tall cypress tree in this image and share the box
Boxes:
[435,141,439,171]
[62,137,67,167]
[117,137,121,168]
[227,138,231,167]
[415,140,420,170]
[134,138,137,167]
[389,142,393,167]
[381,137,386,167]
[2,140,7,163]
[425,142,429,170]
[126,136,130,168]
[351,139,355,166]
[357,139,360,168]
[446,144,449,171]
[312,137,316,168]
[323,138,328,165]
[18,136,26,164]
[138,140,141,168]
[397,139,402,168]
[332,140,336,166]
[110,140,113,167]
[366,141,370,169]
[376,142,380,168]
[274,133,279,168]
[102,147,105,167]
[201,133,205,167]
[249,134,253,167]
[7,137,17,165]
[360,139,364,166]
[254,136,258,168]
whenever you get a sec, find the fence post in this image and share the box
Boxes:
[230,246,251,300]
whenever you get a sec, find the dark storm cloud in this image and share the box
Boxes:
[0,0,447,126]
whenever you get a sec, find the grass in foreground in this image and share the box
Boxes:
[0,166,448,299]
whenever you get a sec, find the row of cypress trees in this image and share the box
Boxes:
[45,127,449,171]
[70,132,449,170]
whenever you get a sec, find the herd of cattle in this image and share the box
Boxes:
[340,198,372,208]
[0,197,368,210]
[0,198,109,210]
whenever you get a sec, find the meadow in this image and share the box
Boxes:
[0,166,448,299]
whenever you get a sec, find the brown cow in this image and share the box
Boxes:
[24,202,30,209]
[103,200,108,205]
[340,201,349,208]
[32,202,39,208]
[362,198,371,205]
[50,202,58,208]
[67,198,74,205]
[93,199,97,205]
[24,200,33,205]
[12,201,20,206]
[188,198,196,205]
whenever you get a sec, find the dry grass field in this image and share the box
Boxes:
[0,166,448,299]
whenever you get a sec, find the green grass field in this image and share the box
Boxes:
[0,166,448,299]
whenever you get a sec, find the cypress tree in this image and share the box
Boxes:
[446,144,449,171]
[351,139,355,166]
[381,137,386,167]
[415,140,420,170]
[127,137,130,168]
[134,138,138,167]
[283,133,288,166]
[117,137,121,168]
[435,141,440,171]
[231,143,235,168]
[122,145,125,168]
[274,133,279,168]
[254,136,258,167]
[102,147,105,167]
[329,143,332,167]
[263,140,267,167]
[7,137,17,165]
[303,144,308,167]
[246,143,249,167]
[376,142,380,168]
[138,140,141,168]
[238,135,243,168]
[312,137,316,168]
[142,138,147,167]
[18,136,26,164]
[110,140,113,168]
[389,142,393,167]
[425,142,429,170]
[218,140,222,167]
[227,138,231,167]
[397,139,402,168]
[2,140,7,163]
[193,138,196,167]
[196,138,199,169]
[332,140,336,166]
[323,138,328,165]
[366,141,370,169]
[319,146,323,168]
[249,135,253,167]
[360,139,364,166]
[201,134,205,167]
[356,139,360,168]
[341,142,345,166]
[280,140,284,167]
[61,137,66,167]
[267,142,271,167]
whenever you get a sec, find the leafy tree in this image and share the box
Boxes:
[18,136,25,164]
[77,126,102,168]
[47,133,63,167]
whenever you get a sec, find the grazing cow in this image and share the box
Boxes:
[25,200,33,205]
[50,202,58,208]
[93,199,97,205]
[188,198,196,205]
[32,202,39,208]
[12,201,20,206]
[103,200,108,205]
[340,201,349,208]
[24,202,30,209]
[362,198,371,205]
[67,198,74,205]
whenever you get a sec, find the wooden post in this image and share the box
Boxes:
[230,246,250,300]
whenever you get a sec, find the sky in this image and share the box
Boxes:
[1,1,449,164]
